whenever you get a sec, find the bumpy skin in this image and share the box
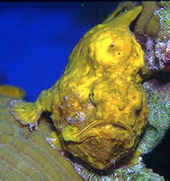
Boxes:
[10,6,150,170]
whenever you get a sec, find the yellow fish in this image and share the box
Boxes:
[10,6,150,170]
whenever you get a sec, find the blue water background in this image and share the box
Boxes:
[0,2,117,101]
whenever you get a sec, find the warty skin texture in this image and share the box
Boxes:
[10,6,150,170]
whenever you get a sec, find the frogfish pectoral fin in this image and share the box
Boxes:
[10,100,40,131]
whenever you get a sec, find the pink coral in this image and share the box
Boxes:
[165,40,170,63]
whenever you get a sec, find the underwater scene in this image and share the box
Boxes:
[0,2,169,181]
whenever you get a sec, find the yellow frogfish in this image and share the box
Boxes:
[10,6,150,170]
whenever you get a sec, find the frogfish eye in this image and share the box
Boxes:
[65,112,86,124]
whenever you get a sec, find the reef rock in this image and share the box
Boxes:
[0,95,83,181]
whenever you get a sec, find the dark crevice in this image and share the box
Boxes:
[142,70,170,84]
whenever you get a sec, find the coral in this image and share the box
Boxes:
[134,2,170,72]
[0,85,25,99]
[154,3,170,37]
[154,38,170,69]
[165,40,170,63]
[0,95,83,181]
[154,4,170,69]
[10,6,150,170]
[138,80,170,154]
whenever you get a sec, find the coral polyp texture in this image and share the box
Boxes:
[154,4,170,69]
[10,6,150,171]
[134,1,170,72]
[0,2,168,181]
[138,80,170,154]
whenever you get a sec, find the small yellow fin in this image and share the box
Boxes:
[10,100,40,131]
